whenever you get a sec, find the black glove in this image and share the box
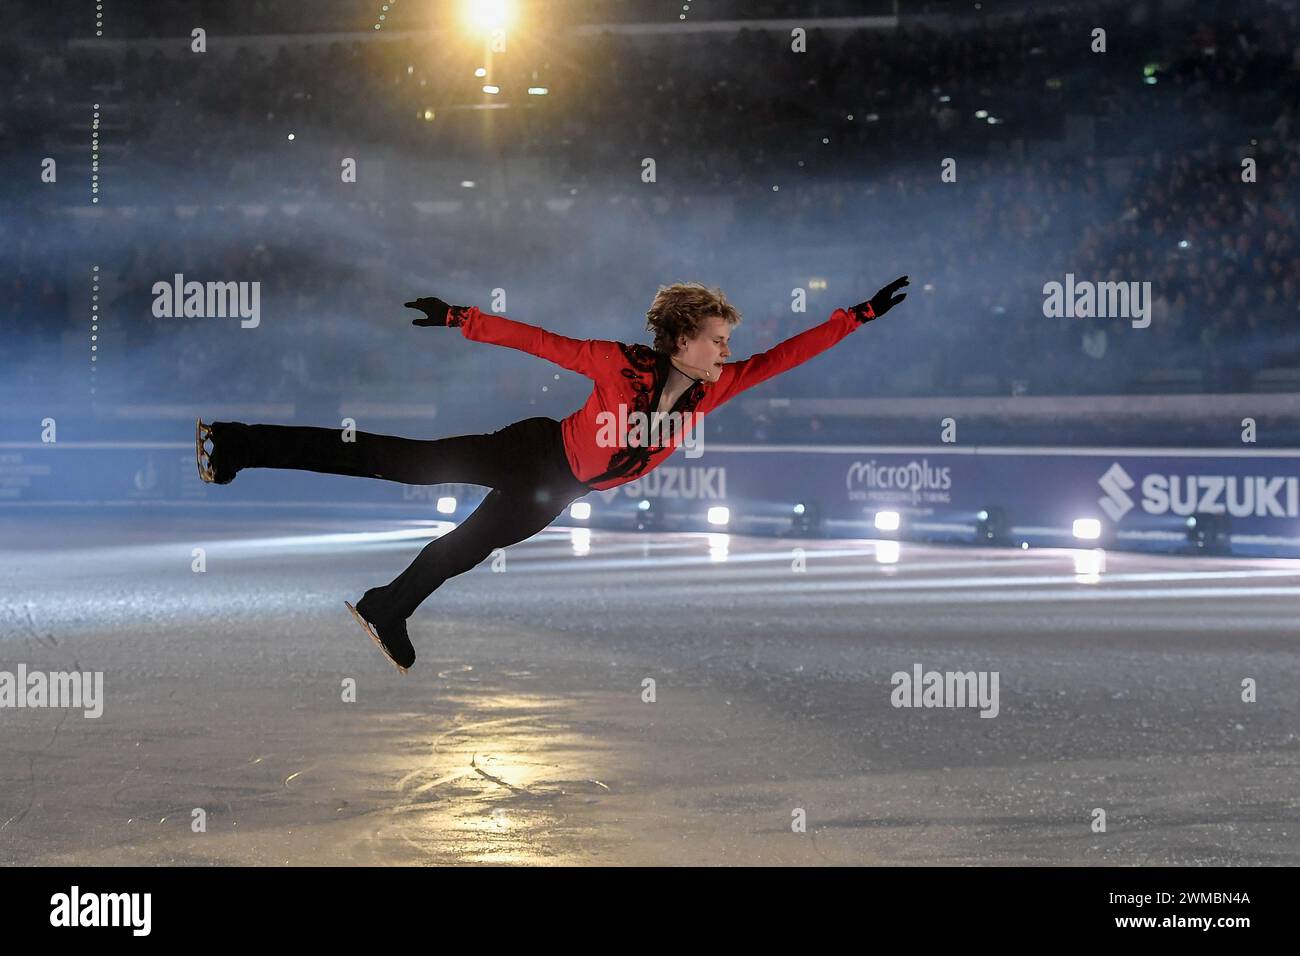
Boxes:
[850,275,909,324]
[405,296,457,327]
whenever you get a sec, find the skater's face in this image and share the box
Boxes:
[674,314,732,382]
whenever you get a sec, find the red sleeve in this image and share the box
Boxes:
[451,307,621,380]
[708,307,866,406]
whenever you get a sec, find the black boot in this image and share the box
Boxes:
[348,588,416,673]
[197,418,247,485]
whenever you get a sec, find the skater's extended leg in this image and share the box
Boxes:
[205,419,535,486]
[360,483,575,621]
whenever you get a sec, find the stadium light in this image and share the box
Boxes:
[1186,513,1231,555]
[1072,518,1101,540]
[975,505,1010,545]
[875,510,900,532]
[635,498,664,532]
[707,506,730,527]
[462,0,514,34]
[570,501,591,521]
[436,496,457,515]
[791,501,823,535]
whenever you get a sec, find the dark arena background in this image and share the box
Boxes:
[1,0,1297,914]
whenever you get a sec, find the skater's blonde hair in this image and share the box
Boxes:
[645,282,742,355]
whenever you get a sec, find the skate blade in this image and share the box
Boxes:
[345,601,410,675]
[196,417,217,483]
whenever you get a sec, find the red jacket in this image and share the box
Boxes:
[447,304,873,491]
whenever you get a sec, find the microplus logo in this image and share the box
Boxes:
[891,663,999,718]
[50,886,151,936]
[1098,462,1300,520]
[845,459,952,504]
[1042,273,1151,328]
[151,273,260,328]
[0,665,103,718]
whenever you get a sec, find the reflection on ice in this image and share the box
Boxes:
[1074,548,1106,583]
[706,532,729,563]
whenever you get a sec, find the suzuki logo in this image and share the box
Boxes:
[1097,462,1135,521]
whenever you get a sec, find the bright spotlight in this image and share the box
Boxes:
[1072,518,1101,540]
[875,510,900,532]
[637,499,651,511]
[436,496,457,514]
[570,501,591,520]
[707,506,730,526]
[482,85,500,94]
[462,0,514,34]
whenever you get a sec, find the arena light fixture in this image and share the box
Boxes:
[1186,513,1231,555]
[875,510,900,532]
[462,0,514,34]
[569,501,591,521]
[975,505,1010,545]
[1072,518,1102,540]
[707,506,730,527]
[635,498,664,532]
[791,501,823,535]
[436,496,457,514]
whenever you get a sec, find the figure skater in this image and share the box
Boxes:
[196,276,908,672]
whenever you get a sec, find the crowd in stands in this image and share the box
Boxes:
[2,0,1297,438]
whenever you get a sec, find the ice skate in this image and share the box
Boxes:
[196,418,241,485]
[196,417,218,483]
[345,596,415,673]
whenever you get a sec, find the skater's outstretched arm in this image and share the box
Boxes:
[406,296,618,380]
[708,276,909,407]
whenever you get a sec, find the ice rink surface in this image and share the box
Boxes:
[2,503,1297,865]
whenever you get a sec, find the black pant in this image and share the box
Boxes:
[225,416,589,620]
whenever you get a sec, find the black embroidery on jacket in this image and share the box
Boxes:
[583,346,708,488]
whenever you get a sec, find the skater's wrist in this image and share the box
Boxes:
[445,305,473,328]
[848,301,877,324]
